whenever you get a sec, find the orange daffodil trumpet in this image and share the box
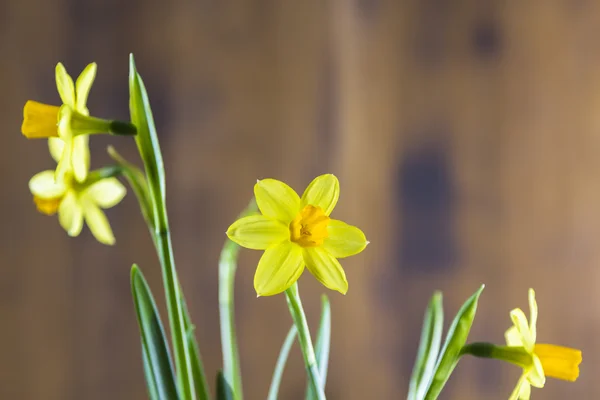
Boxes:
[503,289,582,400]
[226,174,368,296]
[22,62,136,183]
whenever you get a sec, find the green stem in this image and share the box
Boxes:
[155,226,195,400]
[218,239,244,400]
[285,283,326,400]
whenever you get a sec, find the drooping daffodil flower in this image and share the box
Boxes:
[29,140,126,245]
[21,62,136,183]
[504,288,582,400]
[226,174,368,296]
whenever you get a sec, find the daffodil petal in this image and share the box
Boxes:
[300,174,339,216]
[72,135,90,183]
[29,170,67,198]
[84,178,126,208]
[48,137,64,163]
[54,139,73,182]
[528,288,538,344]
[227,215,289,250]
[83,202,115,245]
[513,376,531,400]
[58,191,83,237]
[75,63,97,112]
[510,308,534,352]
[303,247,348,294]
[505,326,523,347]
[528,355,546,388]
[323,219,368,258]
[254,179,300,222]
[55,63,75,107]
[254,242,304,296]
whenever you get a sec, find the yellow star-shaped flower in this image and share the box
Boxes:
[226,174,368,296]
[29,141,126,246]
[505,288,582,400]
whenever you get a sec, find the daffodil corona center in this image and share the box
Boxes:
[534,344,582,382]
[289,205,330,247]
[34,195,63,215]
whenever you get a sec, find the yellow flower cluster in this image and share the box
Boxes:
[23,63,126,245]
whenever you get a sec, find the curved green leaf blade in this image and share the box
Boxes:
[131,264,180,400]
[408,292,443,400]
[306,295,331,400]
[423,285,485,400]
[181,293,211,400]
[267,326,297,400]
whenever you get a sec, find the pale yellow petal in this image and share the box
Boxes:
[54,139,73,182]
[512,376,531,400]
[227,215,289,250]
[301,174,339,216]
[528,355,546,388]
[58,191,83,237]
[254,242,304,296]
[303,247,348,294]
[29,170,67,198]
[83,202,115,245]
[505,326,524,347]
[72,135,90,182]
[55,63,75,107]
[510,308,534,352]
[48,137,64,163]
[84,178,126,208]
[75,63,97,112]
[254,179,300,222]
[528,288,538,344]
[323,219,368,258]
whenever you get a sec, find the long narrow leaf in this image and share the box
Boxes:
[423,285,485,400]
[267,326,297,400]
[219,200,258,400]
[181,293,211,400]
[306,295,331,400]
[408,292,443,400]
[131,264,180,400]
[143,346,160,400]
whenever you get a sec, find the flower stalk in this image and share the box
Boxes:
[285,282,326,400]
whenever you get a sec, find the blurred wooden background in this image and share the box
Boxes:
[2,0,599,399]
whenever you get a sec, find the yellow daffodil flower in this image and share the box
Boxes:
[22,62,102,182]
[29,143,126,245]
[226,174,368,296]
[504,288,582,400]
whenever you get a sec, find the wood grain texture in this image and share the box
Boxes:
[1,0,599,398]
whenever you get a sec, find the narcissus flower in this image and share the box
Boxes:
[29,142,126,245]
[504,289,582,400]
[226,174,368,296]
[22,63,135,183]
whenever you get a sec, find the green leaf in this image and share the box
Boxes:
[216,370,235,400]
[181,293,211,400]
[306,295,331,400]
[408,292,443,400]
[142,346,160,400]
[423,285,485,400]
[267,326,297,400]
[219,200,259,400]
[131,264,180,400]
[130,54,195,400]
[128,54,166,218]
[107,145,154,229]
